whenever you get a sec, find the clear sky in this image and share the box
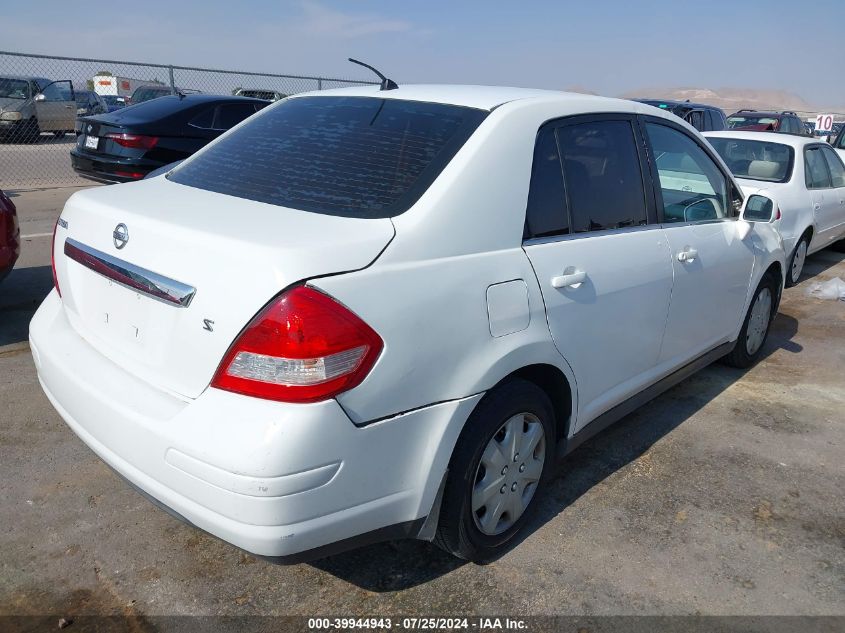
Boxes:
[3,0,844,106]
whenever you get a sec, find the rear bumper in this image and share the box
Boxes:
[30,291,481,559]
[70,149,156,184]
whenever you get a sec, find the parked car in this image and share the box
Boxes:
[0,75,76,142]
[75,90,109,117]
[127,85,201,105]
[832,126,845,163]
[71,94,269,183]
[726,110,810,136]
[102,95,127,113]
[635,99,727,131]
[234,88,286,102]
[33,86,785,564]
[0,189,20,284]
[706,131,845,285]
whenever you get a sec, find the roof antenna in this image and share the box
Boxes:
[348,58,398,91]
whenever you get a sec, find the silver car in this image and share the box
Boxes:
[0,75,76,143]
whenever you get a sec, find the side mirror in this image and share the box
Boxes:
[742,195,777,222]
[34,93,46,102]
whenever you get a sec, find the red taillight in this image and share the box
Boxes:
[105,133,158,149]
[51,218,61,297]
[0,192,17,245]
[113,170,146,179]
[775,206,782,220]
[211,286,383,403]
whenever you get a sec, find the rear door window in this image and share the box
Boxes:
[556,119,648,232]
[708,109,726,131]
[169,96,487,218]
[805,147,832,188]
[820,146,845,188]
[524,127,569,238]
[212,103,260,130]
[189,107,215,128]
[685,110,705,131]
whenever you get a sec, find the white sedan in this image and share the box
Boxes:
[31,86,784,563]
[705,130,845,285]
[831,127,845,164]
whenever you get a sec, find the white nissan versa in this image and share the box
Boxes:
[31,86,786,563]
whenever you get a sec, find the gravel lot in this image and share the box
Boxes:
[1,188,843,624]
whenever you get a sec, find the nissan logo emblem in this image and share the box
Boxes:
[113,223,129,249]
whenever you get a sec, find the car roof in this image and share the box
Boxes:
[727,111,790,118]
[703,130,821,148]
[1,75,50,83]
[290,84,652,112]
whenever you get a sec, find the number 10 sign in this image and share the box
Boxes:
[815,114,835,133]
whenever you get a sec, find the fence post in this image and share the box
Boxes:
[318,78,323,91]
[168,66,176,95]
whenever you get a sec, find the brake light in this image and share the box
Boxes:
[211,286,383,403]
[775,206,782,220]
[51,218,61,297]
[113,170,146,180]
[105,133,158,149]
[0,193,17,245]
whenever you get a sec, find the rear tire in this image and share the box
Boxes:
[434,379,555,562]
[786,234,809,287]
[722,274,778,369]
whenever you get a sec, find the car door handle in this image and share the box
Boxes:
[814,203,821,211]
[677,247,698,262]
[551,270,586,288]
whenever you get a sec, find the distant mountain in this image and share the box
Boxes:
[618,87,843,115]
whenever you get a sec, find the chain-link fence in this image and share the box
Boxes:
[0,51,376,190]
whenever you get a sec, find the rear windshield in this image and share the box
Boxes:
[167,96,488,218]
[727,115,778,130]
[707,137,794,182]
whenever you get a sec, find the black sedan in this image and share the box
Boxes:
[71,94,269,184]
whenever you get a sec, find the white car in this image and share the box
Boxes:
[831,128,845,164]
[31,86,785,563]
[704,131,845,285]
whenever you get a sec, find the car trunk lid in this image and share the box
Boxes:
[53,177,395,399]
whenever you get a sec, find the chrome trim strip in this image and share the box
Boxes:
[64,238,196,308]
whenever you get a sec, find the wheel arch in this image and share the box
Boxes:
[489,363,574,444]
[763,260,784,313]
